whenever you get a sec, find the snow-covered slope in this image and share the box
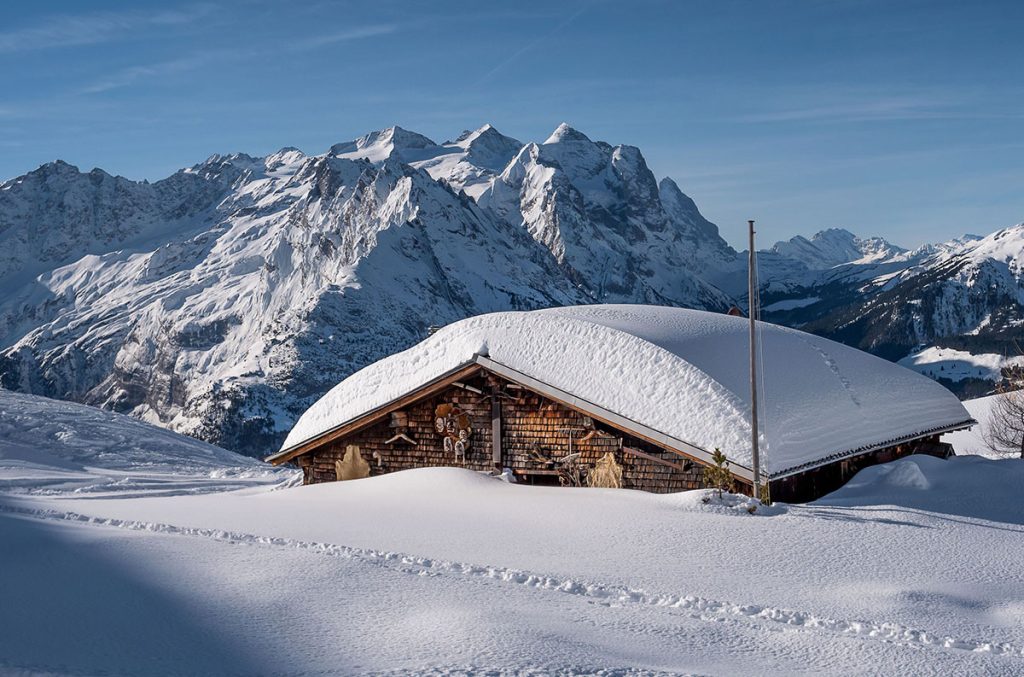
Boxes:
[3,454,1023,675]
[753,224,1024,397]
[0,388,288,494]
[0,124,739,455]
[478,123,734,310]
[770,228,905,270]
[898,347,1024,383]
[789,224,1024,364]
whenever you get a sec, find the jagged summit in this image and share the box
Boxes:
[451,123,497,144]
[29,159,81,177]
[410,124,520,195]
[544,122,592,144]
[447,125,522,172]
[770,228,905,269]
[329,125,440,163]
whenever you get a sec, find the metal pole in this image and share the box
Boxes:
[748,220,761,501]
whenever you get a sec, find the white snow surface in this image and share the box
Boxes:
[284,305,971,476]
[942,392,1021,458]
[762,296,821,312]
[0,388,291,495]
[899,346,1024,382]
[2,392,1024,675]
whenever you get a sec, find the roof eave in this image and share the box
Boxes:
[767,418,977,481]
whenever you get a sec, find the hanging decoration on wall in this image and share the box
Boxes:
[335,445,371,481]
[558,452,585,487]
[587,452,623,489]
[435,403,472,462]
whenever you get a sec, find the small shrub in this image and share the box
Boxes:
[703,447,734,498]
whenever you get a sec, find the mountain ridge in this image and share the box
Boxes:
[1,123,1021,454]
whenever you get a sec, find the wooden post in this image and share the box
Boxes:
[491,391,502,468]
[748,220,762,500]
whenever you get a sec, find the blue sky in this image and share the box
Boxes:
[1,0,1022,249]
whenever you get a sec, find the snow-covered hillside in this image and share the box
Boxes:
[899,347,1024,383]
[0,388,291,494]
[0,124,735,455]
[2,453,1023,674]
[761,224,1024,389]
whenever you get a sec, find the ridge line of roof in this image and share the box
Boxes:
[533,307,753,435]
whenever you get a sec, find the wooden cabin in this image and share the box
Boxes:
[268,305,974,503]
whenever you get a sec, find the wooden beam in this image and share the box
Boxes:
[621,446,688,472]
[491,390,502,468]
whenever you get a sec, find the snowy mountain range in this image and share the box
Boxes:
[760,226,1024,373]
[0,122,1020,454]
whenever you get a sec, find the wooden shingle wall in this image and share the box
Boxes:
[302,374,494,483]
[497,385,708,491]
[299,370,713,492]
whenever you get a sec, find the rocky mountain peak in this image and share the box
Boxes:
[544,122,592,145]
[8,120,1009,454]
[329,126,440,164]
[770,228,904,270]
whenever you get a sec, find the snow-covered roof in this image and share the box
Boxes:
[278,305,972,478]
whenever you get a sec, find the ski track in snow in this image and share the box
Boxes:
[3,502,1021,661]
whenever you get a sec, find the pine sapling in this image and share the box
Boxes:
[703,447,734,499]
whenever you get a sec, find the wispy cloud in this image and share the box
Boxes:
[734,90,1024,124]
[0,5,215,54]
[296,24,397,50]
[75,22,399,95]
[474,4,591,86]
[79,57,207,94]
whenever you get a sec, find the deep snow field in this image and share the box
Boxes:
[2,389,1024,676]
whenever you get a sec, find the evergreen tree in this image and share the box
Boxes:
[704,448,734,498]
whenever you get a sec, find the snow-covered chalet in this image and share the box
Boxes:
[268,305,974,502]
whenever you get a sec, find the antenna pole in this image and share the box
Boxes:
[748,220,761,501]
